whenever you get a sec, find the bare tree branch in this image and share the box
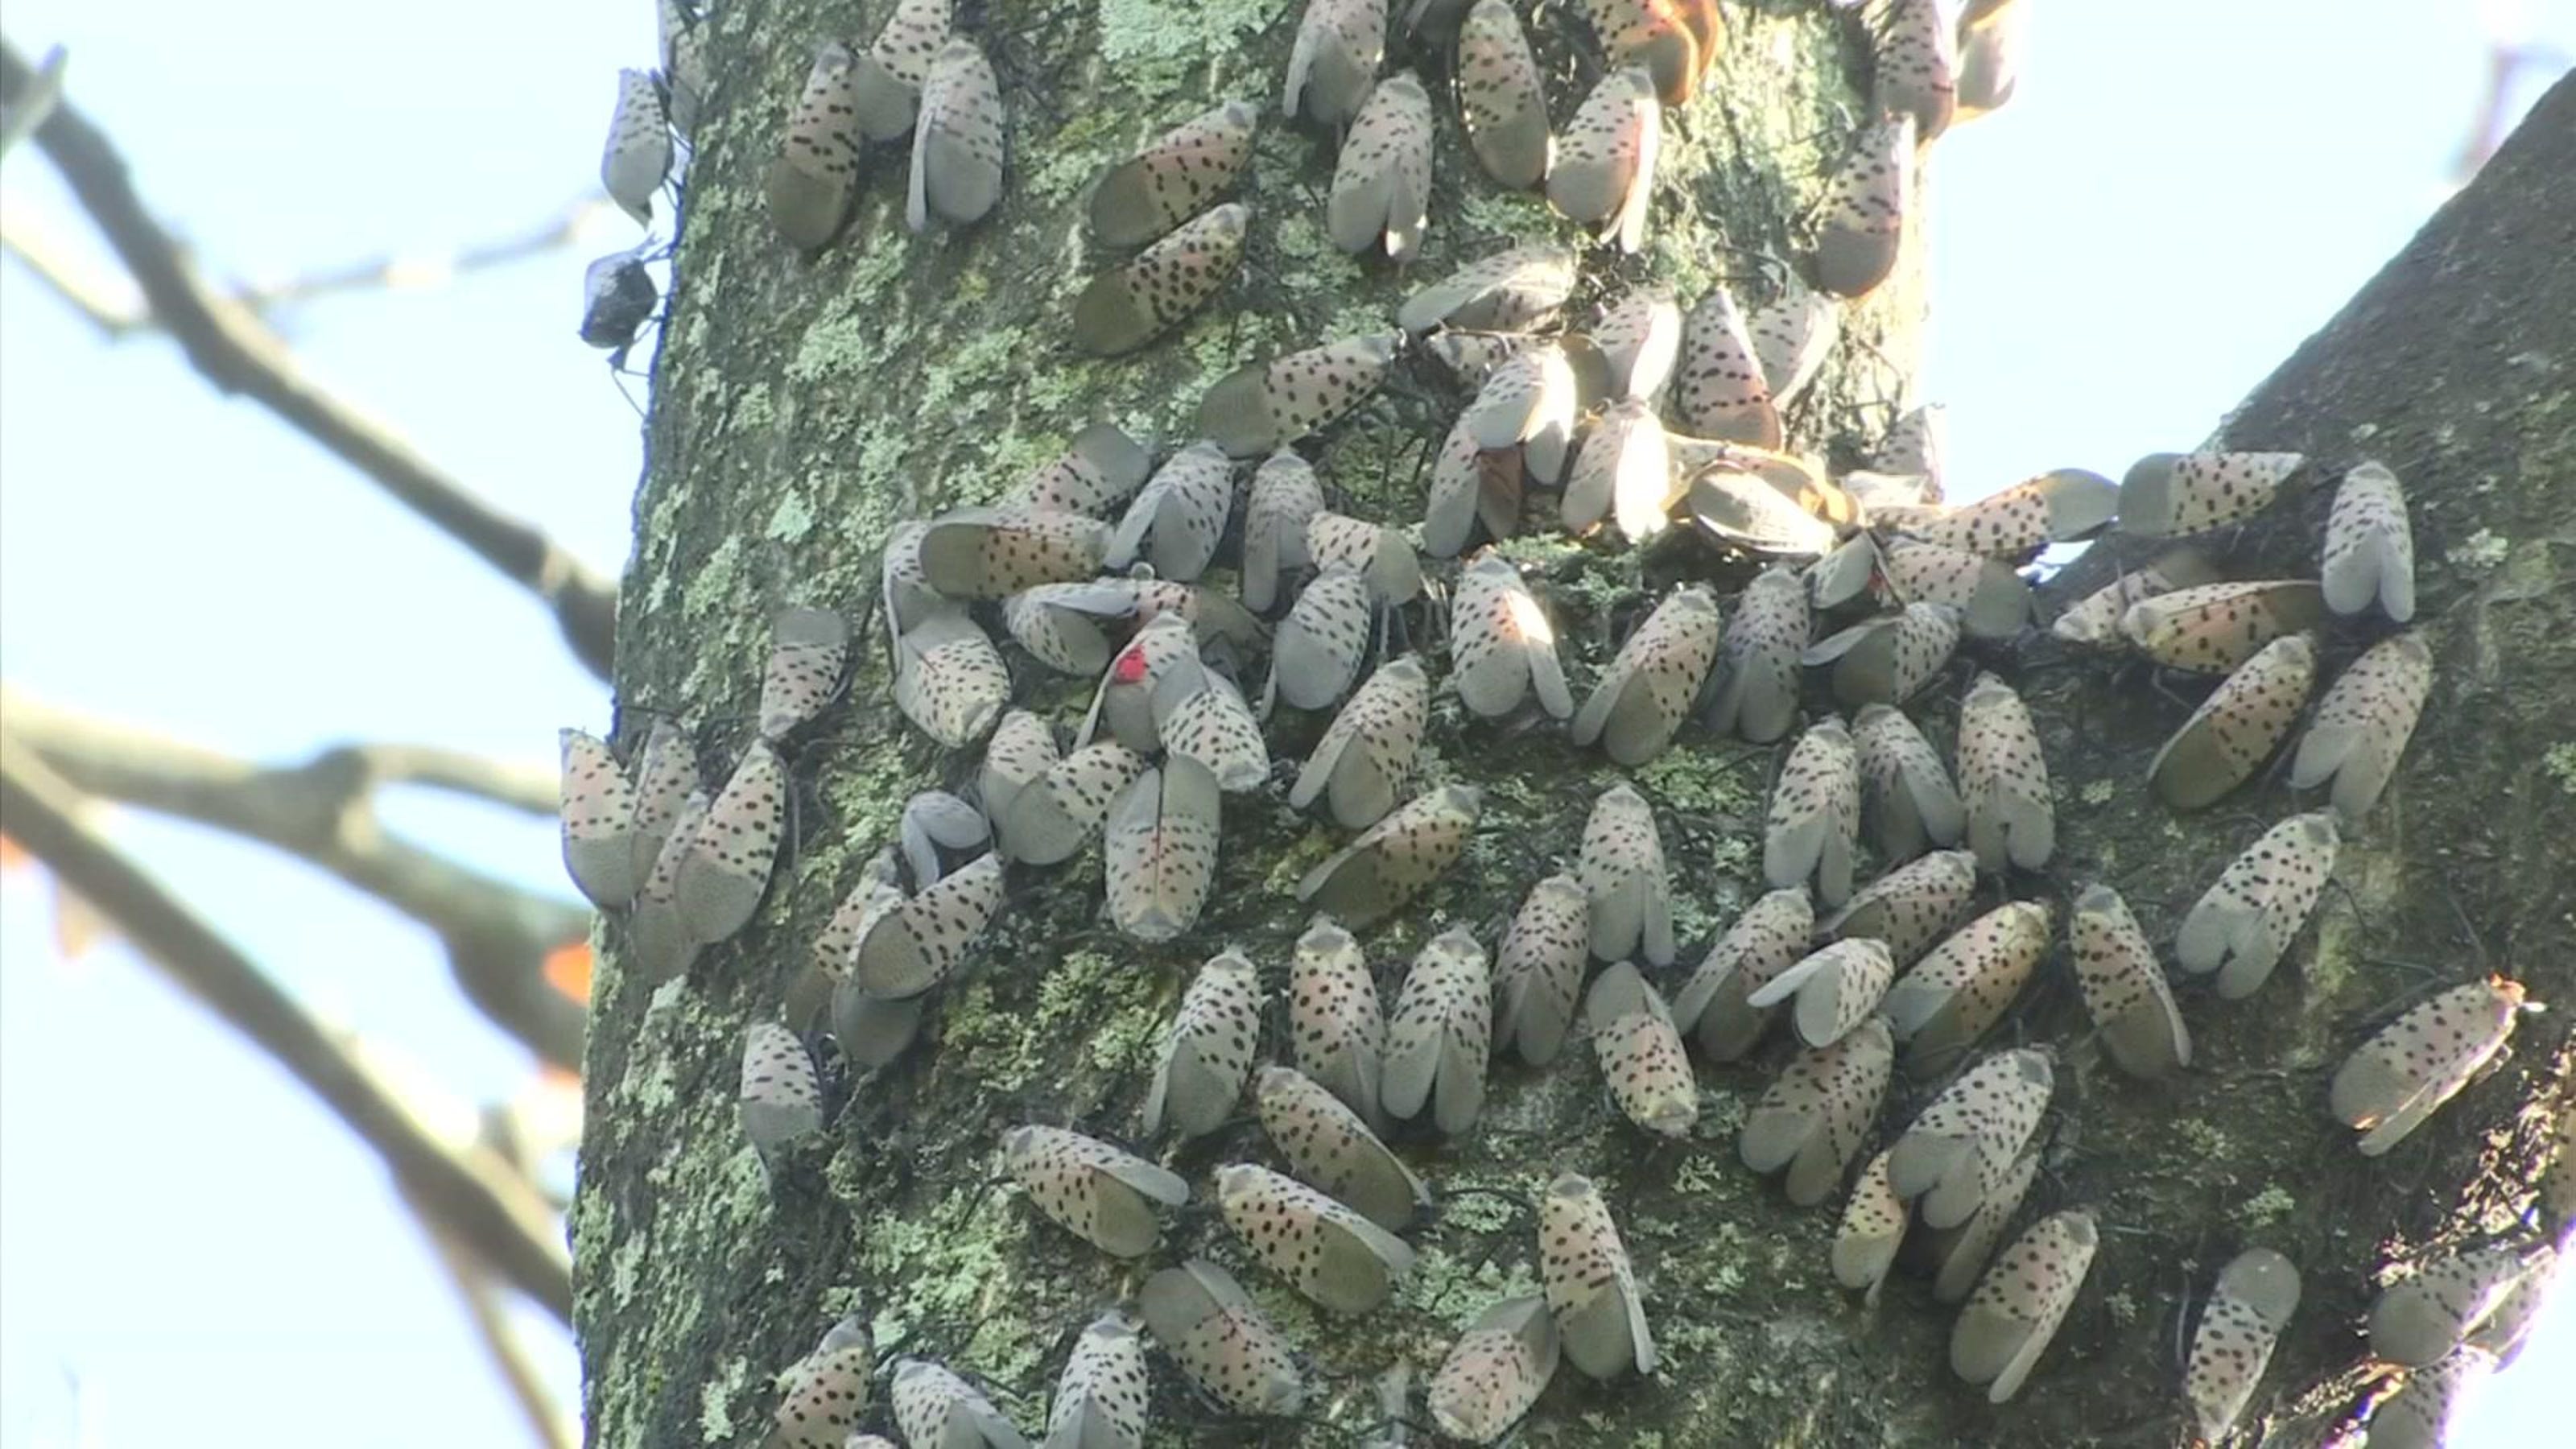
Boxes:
[2,688,586,1072]
[410,1199,578,1449]
[0,736,573,1323]
[0,37,619,681]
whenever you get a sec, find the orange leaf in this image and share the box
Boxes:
[543,939,594,1003]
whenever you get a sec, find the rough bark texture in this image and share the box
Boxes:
[576,3,2573,1445]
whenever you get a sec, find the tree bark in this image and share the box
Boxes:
[576,2,2574,1444]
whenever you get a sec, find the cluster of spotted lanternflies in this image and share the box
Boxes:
[569,2,2568,1447]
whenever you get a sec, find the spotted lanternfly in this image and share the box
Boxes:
[1257,1064,1425,1231]
[2175,811,2338,999]
[1549,67,1660,254]
[1243,450,1326,611]
[1287,917,1386,1121]
[1884,900,2049,1077]
[766,1315,876,1449]
[738,1021,824,1173]
[830,975,927,1069]
[1674,286,1784,448]
[1450,554,1574,720]
[1585,961,1697,1137]
[1740,1013,1893,1205]
[559,728,641,910]
[2048,551,2217,648]
[1090,100,1257,249]
[2365,1347,2499,1449]
[1814,113,1913,298]
[1430,1295,1558,1444]
[1561,398,1676,542]
[1906,469,2118,560]
[1328,71,1435,261]
[766,42,865,250]
[1454,0,1551,188]
[624,716,700,887]
[1670,886,1811,1062]
[1540,1171,1657,1379]
[979,708,1059,827]
[1686,464,1839,558]
[1955,0,2026,119]
[1002,1123,1189,1258]
[1140,1259,1305,1416]
[579,248,658,366]
[1749,937,1894,1050]
[1399,245,1575,336]
[1747,287,1839,409]
[1284,0,1387,130]
[2068,883,2191,1079]
[1872,402,1946,494]
[919,506,1113,599]
[2467,1249,2556,1361]
[1462,341,1579,485]
[1162,677,1274,795]
[1851,704,1964,864]
[1219,1162,1418,1313]
[2322,459,2417,621]
[1581,0,1720,105]
[852,0,951,141]
[1074,202,1249,357]
[755,607,849,741]
[2123,580,2327,677]
[880,520,943,635]
[672,740,786,946]
[1291,657,1430,829]
[1874,0,1958,140]
[2368,1243,2538,1366]
[1104,757,1223,943]
[1382,927,1492,1133]
[1043,1312,1149,1449]
[656,0,710,141]
[1143,947,1262,1137]
[1422,328,1533,384]
[907,39,1005,233]
[2292,631,2433,824]
[1924,1135,2042,1304]
[1426,411,1513,555]
[1102,444,1231,582]
[1079,612,1198,753]
[1955,671,2054,873]
[2119,449,2304,538]
[2149,631,2315,810]
[2183,1247,2301,1443]
[900,790,989,886]
[999,580,1135,677]
[1265,564,1373,715]
[1299,786,1482,927]
[1818,848,1978,967]
[600,69,672,227]
[1803,601,1960,710]
[1888,1046,2053,1229]
[998,743,1142,869]
[1702,565,1808,745]
[851,850,1005,998]
[1574,584,1724,765]
[1307,513,1423,605]
[1879,539,2030,641]
[1492,873,1591,1067]
[2332,976,2531,1157]
[1202,332,1402,457]
[1583,286,1683,402]
[1008,423,1154,518]
[1578,782,1676,966]
[894,610,1009,748]
[1765,717,1863,909]
[1832,1149,1905,1300]
[891,1359,1023,1449]
[1951,1209,2095,1403]
[626,788,709,984]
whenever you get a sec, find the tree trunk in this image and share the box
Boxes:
[575,0,2574,1443]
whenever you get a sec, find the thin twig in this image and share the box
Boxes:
[0,737,573,1323]
[0,38,618,680]
[409,1195,578,1449]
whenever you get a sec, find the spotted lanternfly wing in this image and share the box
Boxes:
[766,43,864,249]
[1244,450,1327,610]
[2149,631,2315,811]
[1585,962,1698,1137]
[890,1359,1024,1449]
[1561,398,1676,542]
[1422,328,1533,384]
[880,520,943,637]
[1884,901,2049,1077]
[766,1316,877,1449]
[1426,408,1509,555]
[852,850,1005,997]
[1540,1171,1656,1379]
[627,789,709,984]
[1291,657,1430,829]
[673,741,786,945]
[1548,67,1660,254]
[1951,1210,2096,1404]
[1455,0,1551,189]
[656,0,710,141]
[1585,286,1682,402]
[1832,1149,1906,1301]
[739,1022,824,1172]
[1852,704,1964,864]
[1218,1162,1418,1314]
[1577,782,1674,966]
[2465,1249,2555,1362]
[1765,717,1864,909]
[1905,469,2117,559]
[1888,1046,2054,1228]
[1803,601,1960,709]
[559,728,640,909]
[1158,674,1271,794]
[1684,463,1839,558]
[1814,113,1913,298]
[1202,332,1402,457]
[1494,873,1591,1066]
[1307,513,1424,605]
[1107,443,1233,582]
[1398,244,1576,336]
[1287,916,1386,1119]
[1002,1123,1189,1258]
[1872,402,1946,494]
[1381,927,1492,1133]
[1257,1065,1425,1231]
[2322,460,2416,621]
[2292,631,2433,825]
[2048,550,2217,646]
[1702,565,1808,744]
[1748,938,1894,1050]
[1955,671,2054,873]
[1044,1313,1150,1449]
[1674,287,1784,448]
[601,68,671,227]
[2119,450,2303,538]
[1327,72,1435,261]
[1581,0,1719,105]
[920,506,1113,600]
[1573,584,1724,766]
[1740,1014,1893,1205]
[2121,580,2327,675]
[1879,539,2031,641]
[1269,564,1375,713]
[1670,886,1812,1062]
[830,982,928,1073]
[1450,553,1574,719]
[758,607,849,741]
[1284,0,1387,130]
[1009,423,1154,517]
[2366,1346,2500,1449]
[1298,786,1481,928]
[1074,202,1249,357]
[2068,884,2191,1079]
[578,246,656,357]
[1818,848,1977,967]
[1000,580,1131,677]
[1748,288,1839,408]
[1874,0,1958,140]
[1925,1135,2042,1304]
[1141,947,1261,1137]
[1080,613,1199,753]
[1001,744,1144,870]
[625,716,700,887]
[1104,758,1223,944]
[2332,976,2529,1157]
[2368,1244,2535,1366]
[852,0,950,141]
[1091,100,1258,249]
[900,791,988,890]
[1140,1259,1305,1416]
[907,39,1005,233]
[1462,342,1579,483]
[895,610,1010,748]
[1955,0,2026,119]
[2184,1247,2301,1443]
[1429,1296,1559,1444]
[980,708,1060,828]
[2174,811,2338,999]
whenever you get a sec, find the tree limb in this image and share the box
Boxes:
[2,688,587,1072]
[0,36,619,681]
[0,737,573,1323]
[411,1199,578,1449]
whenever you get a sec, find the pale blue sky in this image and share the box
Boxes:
[0,2,2566,1444]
